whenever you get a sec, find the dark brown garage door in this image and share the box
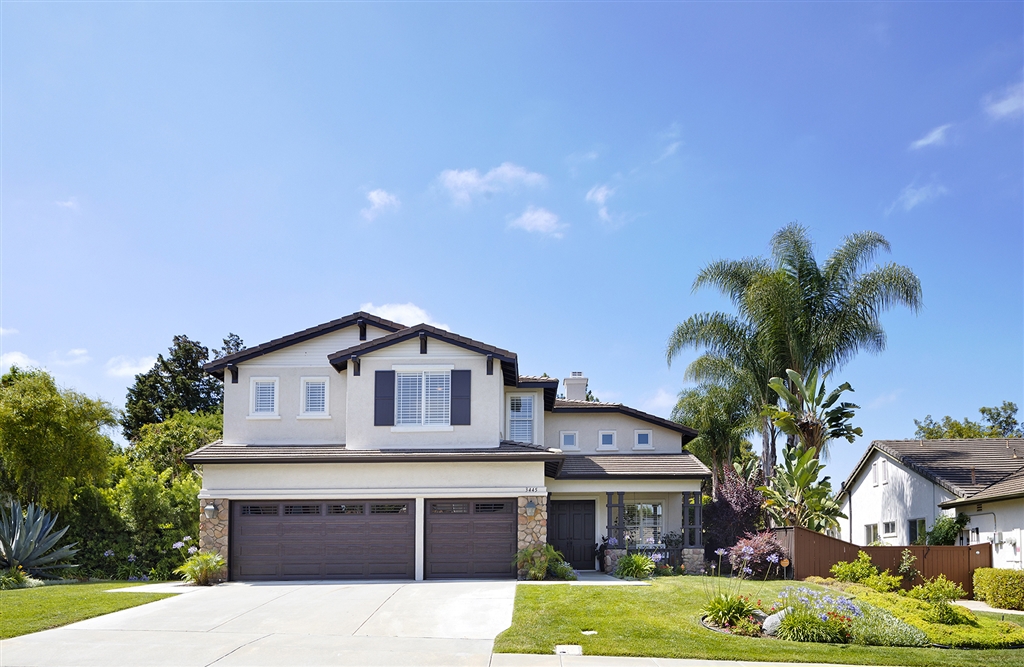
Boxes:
[424,498,517,579]
[230,500,415,581]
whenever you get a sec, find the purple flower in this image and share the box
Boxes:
[743,566,753,575]
[645,537,655,544]
[187,546,198,555]
[128,576,138,581]
[607,537,618,546]
[715,548,728,556]
[767,554,780,564]
[652,553,663,562]
[172,541,185,550]
[103,550,115,558]
[141,575,150,581]
[820,614,828,622]
[710,562,717,570]
[127,554,136,562]
[741,546,754,556]
[183,536,192,542]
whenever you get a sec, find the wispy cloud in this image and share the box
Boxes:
[508,206,566,239]
[886,181,948,214]
[983,81,1024,120]
[437,163,546,205]
[585,184,615,222]
[640,387,677,417]
[868,389,903,410]
[51,348,91,366]
[0,327,17,336]
[909,124,952,150]
[360,189,400,221]
[1,351,39,371]
[105,355,157,378]
[55,197,79,211]
[359,302,449,330]
[654,123,682,162]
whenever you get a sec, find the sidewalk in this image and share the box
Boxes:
[491,655,866,667]
[955,598,1024,616]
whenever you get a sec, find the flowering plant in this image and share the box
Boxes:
[700,544,782,630]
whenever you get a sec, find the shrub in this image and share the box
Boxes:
[653,563,674,576]
[849,603,929,647]
[514,544,564,581]
[898,549,920,585]
[0,500,78,577]
[546,559,577,581]
[728,531,786,578]
[776,608,852,643]
[702,467,764,563]
[830,551,877,583]
[615,553,655,579]
[703,593,755,627]
[908,574,966,604]
[0,565,42,590]
[926,513,969,546]
[974,568,1024,611]
[173,550,224,586]
[862,571,902,593]
[731,615,762,636]
[922,600,975,625]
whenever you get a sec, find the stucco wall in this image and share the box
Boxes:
[544,412,682,455]
[962,498,1024,570]
[548,490,686,545]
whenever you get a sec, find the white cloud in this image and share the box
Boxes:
[507,206,566,239]
[0,351,39,371]
[0,327,17,336]
[51,348,91,366]
[868,389,903,410]
[437,162,546,205]
[909,124,952,150]
[105,355,157,378]
[640,388,677,417]
[654,123,682,162]
[983,81,1024,120]
[585,184,615,222]
[360,189,400,221]
[55,197,79,211]
[656,141,681,162]
[886,182,948,214]
[359,302,449,330]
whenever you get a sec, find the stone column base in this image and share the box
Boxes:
[198,498,229,583]
[516,495,548,579]
[604,548,626,574]
[679,547,704,574]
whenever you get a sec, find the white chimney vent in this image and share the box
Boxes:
[563,372,588,401]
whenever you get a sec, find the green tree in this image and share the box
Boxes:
[915,402,1023,439]
[0,367,117,509]
[672,381,756,499]
[758,445,846,532]
[128,410,222,481]
[763,368,863,460]
[121,334,242,442]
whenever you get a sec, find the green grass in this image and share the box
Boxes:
[493,577,1024,666]
[0,582,175,639]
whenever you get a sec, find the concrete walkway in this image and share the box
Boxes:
[955,598,1024,616]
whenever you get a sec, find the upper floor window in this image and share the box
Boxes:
[300,377,329,417]
[882,521,896,536]
[509,395,534,443]
[871,462,879,486]
[634,430,653,450]
[880,459,889,484]
[249,377,279,418]
[560,431,578,450]
[598,430,617,450]
[396,371,450,426]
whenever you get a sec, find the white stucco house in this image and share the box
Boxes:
[838,439,1024,569]
[186,311,710,581]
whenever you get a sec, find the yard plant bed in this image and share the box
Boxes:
[0,582,175,639]
[493,577,1024,666]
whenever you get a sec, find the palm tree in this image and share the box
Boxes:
[671,381,756,499]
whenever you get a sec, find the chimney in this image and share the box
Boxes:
[563,371,588,401]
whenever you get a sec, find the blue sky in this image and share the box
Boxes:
[2,2,1022,484]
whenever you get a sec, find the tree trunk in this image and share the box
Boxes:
[761,416,774,481]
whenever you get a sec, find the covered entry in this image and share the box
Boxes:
[229,499,415,581]
[548,500,596,569]
[424,498,517,578]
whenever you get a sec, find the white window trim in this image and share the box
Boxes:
[633,429,654,450]
[394,370,451,428]
[390,425,454,433]
[871,462,878,486]
[298,376,330,419]
[882,521,897,536]
[597,430,617,451]
[559,431,579,451]
[507,394,535,444]
[881,459,889,484]
[248,377,280,419]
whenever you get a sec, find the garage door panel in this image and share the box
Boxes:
[425,498,516,579]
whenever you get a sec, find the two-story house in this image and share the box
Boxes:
[186,312,709,581]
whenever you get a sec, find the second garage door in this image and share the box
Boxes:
[230,499,415,581]
[424,498,517,578]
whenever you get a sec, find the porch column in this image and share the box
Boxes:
[198,498,229,583]
[517,495,547,551]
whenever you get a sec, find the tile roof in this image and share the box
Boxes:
[551,399,698,441]
[942,465,1024,507]
[557,453,710,479]
[518,375,558,385]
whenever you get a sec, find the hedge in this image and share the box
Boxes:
[974,568,1024,611]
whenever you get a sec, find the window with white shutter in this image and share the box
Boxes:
[508,395,534,443]
[300,377,329,417]
[250,377,279,417]
[395,371,450,426]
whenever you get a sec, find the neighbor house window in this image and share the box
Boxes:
[250,377,279,417]
[396,371,450,426]
[865,523,879,544]
[560,431,578,450]
[625,503,663,545]
[300,377,329,417]
[871,462,879,486]
[634,430,653,450]
[883,521,896,536]
[909,518,926,545]
[881,459,889,484]
[598,430,617,450]
[509,395,534,443]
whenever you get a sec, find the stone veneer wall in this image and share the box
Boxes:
[604,547,706,574]
[198,498,229,582]
[516,495,548,579]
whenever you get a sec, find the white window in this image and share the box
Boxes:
[871,462,879,486]
[634,430,653,450]
[865,523,879,544]
[508,395,534,443]
[881,459,889,484]
[560,431,579,450]
[909,518,926,545]
[299,377,329,418]
[249,377,279,418]
[396,371,450,426]
[598,430,617,450]
[625,503,663,545]
[883,521,896,536]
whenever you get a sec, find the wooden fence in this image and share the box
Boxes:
[773,526,992,596]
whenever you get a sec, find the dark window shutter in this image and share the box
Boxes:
[374,370,395,426]
[450,370,471,425]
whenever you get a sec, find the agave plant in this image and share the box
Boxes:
[0,500,78,577]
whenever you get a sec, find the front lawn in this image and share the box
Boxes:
[0,582,175,639]
[493,577,1024,666]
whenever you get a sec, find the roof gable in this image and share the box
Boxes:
[551,399,698,442]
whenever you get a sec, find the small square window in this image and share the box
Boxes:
[560,431,578,449]
[883,521,896,535]
[250,377,279,417]
[300,377,329,417]
[634,430,653,450]
[598,431,617,450]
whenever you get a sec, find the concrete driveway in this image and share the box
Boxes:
[0,580,516,667]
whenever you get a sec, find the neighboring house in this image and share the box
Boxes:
[186,312,710,581]
[838,439,1024,569]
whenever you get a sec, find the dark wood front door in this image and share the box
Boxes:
[549,500,596,569]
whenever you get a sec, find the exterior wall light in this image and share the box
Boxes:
[525,500,537,517]
[204,503,217,519]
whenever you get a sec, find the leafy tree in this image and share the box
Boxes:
[128,411,222,481]
[0,367,116,509]
[927,514,970,546]
[702,466,764,562]
[672,381,756,498]
[121,334,242,442]
[763,369,862,460]
[758,445,846,533]
[915,402,1023,439]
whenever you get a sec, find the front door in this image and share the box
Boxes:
[549,500,596,570]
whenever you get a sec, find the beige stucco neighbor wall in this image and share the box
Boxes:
[198,498,229,582]
[544,412,683,454]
